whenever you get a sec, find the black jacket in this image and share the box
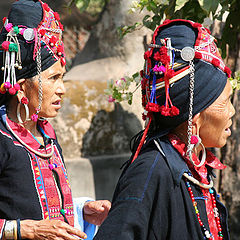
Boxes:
[94,137,229,240]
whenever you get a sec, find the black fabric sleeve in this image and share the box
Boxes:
[94,150,172,240]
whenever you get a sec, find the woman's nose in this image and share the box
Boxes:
[57,79,66,95]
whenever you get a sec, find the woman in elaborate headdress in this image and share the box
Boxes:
[94,19,234,239]
[0,1,110,239]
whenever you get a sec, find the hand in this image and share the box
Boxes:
[20,219,87,240]
[83,200,111,226]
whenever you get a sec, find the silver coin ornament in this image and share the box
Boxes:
[23,28,35,41]
[181,47,195,62]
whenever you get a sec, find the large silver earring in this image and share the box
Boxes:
[17,97,30,124]
[187,135,206,167]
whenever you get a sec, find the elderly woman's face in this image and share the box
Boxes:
[23,60,66,118]
[198,80,235,148]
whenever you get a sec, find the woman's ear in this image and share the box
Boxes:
[192,113,201,135]
[16,79,27,102]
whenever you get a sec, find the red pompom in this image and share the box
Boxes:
[191,135,199,145]
[13,83,20,91]
[154,51,170,65]
[170,106,179,116]
[212,58,220,68]
[159,106,171,116]
[21,97,29,105]
[53,12,60,21]
[166,69,175,79]
[43,3,50,12]
[224,66,232,78]
[163,19,171,25]
[8,87,17,95]
[2,17,7,24]
[145,102,161,112]
[159,46,168,55]
[1,41,10,51]
[195,52,202,59]
[58,22,64,31]
[144,50,151,60]
[57,45,64,54]
[193,23,202,28]
[49,36,58,46]
[39,29,46,36]
[140,70,144,78]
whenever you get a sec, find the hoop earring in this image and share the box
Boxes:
[17,97,30,124]
[187,135,206,168]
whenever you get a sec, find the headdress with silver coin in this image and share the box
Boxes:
[0,0,66,122]
[132,19,231,163]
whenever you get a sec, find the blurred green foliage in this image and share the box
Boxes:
[67,0,106,17]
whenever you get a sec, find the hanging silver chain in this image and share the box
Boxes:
[36,33,43,115]
[187,60,195,154]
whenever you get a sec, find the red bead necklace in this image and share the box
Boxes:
[185,179,223,239]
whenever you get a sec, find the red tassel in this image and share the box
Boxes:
[131,117,152,163]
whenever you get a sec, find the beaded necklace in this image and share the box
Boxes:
[185,178,223,240]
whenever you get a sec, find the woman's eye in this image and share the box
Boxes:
[49,75,59,80]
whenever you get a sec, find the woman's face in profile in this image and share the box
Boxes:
[198,80,235,148]
[23,60,66,119]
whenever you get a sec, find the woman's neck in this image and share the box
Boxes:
[6,99,39,137]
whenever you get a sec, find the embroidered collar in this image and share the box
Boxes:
[0,105,56,150]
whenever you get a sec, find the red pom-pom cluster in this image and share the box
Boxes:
[58,22,64,31]
[21,97,29,105]
[159,105,179,117]
[0,82,20,95]
[154,46,170,65]
[145,102,161,112]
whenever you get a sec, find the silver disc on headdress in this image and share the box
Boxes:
[181,47,195,62]
[23,28,35,41]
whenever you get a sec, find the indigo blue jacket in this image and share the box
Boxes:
[95,136,229,240]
